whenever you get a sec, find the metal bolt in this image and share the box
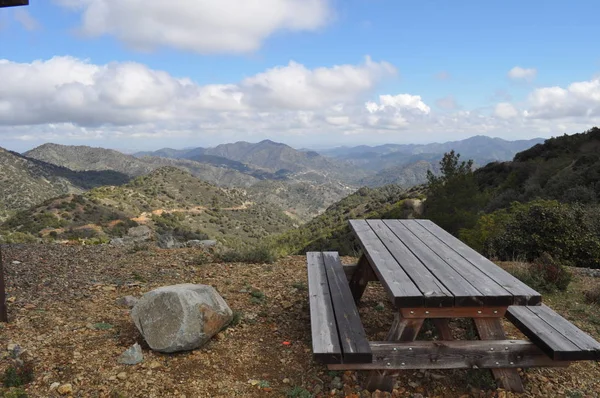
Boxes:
[495,362,499,365]
[493,310,498,314]
[408,347,413,351]
[425,311,430,314]
[490,347,494,351]
[510,362,514,365]
[504,347,509,351]
[386,362,391,367]
[410,311,414,314]
[477,310,482,314]
[401,362,406,366]
[393,347,397,351]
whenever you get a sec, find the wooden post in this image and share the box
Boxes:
[348,254,376,303]
[0,0,29,8]
[0,245,7,322]
[365,312,424,392]
[474,318,524,392]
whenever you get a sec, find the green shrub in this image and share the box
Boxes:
[465,200,600,268]
[2,362,34,388]
[508,253,572,293]
[584,285,600,305]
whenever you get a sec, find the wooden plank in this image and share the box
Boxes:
[0,0,29,7]
[349,220,423,307]
[433,319,453,340]
[529,305,600,357]
[401,307,506,319]
[306,252,342,364]
[416,219,541,305]
[382,220,484,307]
[342,263,358,281]
[348,254,376,303]
[399,220,514,306]
[474,318,524,392]
[367,220,454,307]
[365,312,424,392]
[327,340,569,370]
[322,252,372,364]
[506,306,597,361]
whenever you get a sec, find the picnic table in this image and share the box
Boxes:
[307,219,600,393]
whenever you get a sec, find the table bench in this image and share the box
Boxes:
[306,219,600,393]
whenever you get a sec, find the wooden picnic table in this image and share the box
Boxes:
[306,219,600,393]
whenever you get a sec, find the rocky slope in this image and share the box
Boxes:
[0,147,129,220]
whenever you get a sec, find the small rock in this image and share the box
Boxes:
[408,381,419,389]
[11,261,21,265]
[109,375,117,381]
[118,343,144,365]
[330,376,343,390]
[430,373,445,380]
[49,382,60,391]
[110,238,125,246]
[57,383,73,395]
[116,296,139,309]
[282,378,290,384]
[117,372,127,380]
[149,360,162,369]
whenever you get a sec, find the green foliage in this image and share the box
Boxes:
[508,254,572,293]
[2,387,28,398]
[425,151,488,236]
[477,200,600,268]
[2,363,34,388]
[286,386,312,398]
[3,211,68,235]
[0,232,37,244]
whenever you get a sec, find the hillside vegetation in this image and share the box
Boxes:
[0,147,129,220]
[273,184,425,256]
[424,127,600,269]
[1,167,295,247]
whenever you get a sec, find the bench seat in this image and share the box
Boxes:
[306,251,372,364]
[506,304,600,361]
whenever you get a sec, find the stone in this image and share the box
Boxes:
[110,238,125,246]
[127,225,153,241]
[117,372,127,380]
[116,296,139,309]
[186,240,203,247]
[11,261,21,265]
[118,343,143,365]
[131,284,233,353]
[49,382,60,391]
[148,360,162,369]
[330,376,343,390]
[157,233,181,249]
[57,383,73,395]
[199,240,217,248]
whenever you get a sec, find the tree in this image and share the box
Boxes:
[424,151,487,236]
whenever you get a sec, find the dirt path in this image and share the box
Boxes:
[132,201,254,224]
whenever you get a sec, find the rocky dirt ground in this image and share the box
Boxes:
[1,244,599,397]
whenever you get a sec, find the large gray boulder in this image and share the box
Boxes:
[131,284,232,353]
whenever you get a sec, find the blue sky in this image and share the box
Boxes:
[1,0,600,152]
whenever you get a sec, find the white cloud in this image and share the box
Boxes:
[55,0,331,54]
[508,66,537,82]
[494,102,519,119]
[14,9,40,31]
[525,77,600,119]
[241,56,396,109]
[2,56,600,148]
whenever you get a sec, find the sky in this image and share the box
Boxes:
[1,0,600,152]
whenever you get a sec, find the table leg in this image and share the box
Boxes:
[365,312,424,392]
[474,318,524,393]
[349,254,376,303]
[432,319,453,340]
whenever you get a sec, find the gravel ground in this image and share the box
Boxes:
[1,244,599,397]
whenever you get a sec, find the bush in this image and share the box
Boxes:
[584,285,600,305]
[465,200,600,268]
[2,362,34,388]
[508,253,572,293]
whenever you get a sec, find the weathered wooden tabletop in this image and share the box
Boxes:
[349,219,542,309]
